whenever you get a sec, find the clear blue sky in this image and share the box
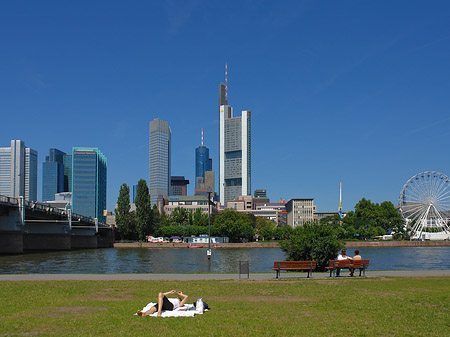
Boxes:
[2,1,450,213]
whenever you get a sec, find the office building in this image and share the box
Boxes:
[0,140,38,201]
[42,148,72,202]
[163,195,218,216]
[219,71,251,205]
[149,118,171,206]
[195,129,212,189]
[170,176,189,196]
[286,198,315,227]
[72,147,107,223]
[254,189,270,203]
[132,184,138,203]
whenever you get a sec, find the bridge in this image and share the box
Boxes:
[0,195,114,254]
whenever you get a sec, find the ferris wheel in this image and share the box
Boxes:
[398,171,450,240]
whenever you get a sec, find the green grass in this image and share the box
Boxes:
[0,277,449,336]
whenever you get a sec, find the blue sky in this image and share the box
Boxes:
[2,1,450,213]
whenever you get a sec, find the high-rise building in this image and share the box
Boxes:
[149,118,171,205]
[132,184,138,203]
[0,140,38,201]
[286,198,315,227]
[195,129,212,189]
[254,189,270,203]
[42,148,72,202]
[170,176,189,196]
[72,147,107,223]
[219,67,251,205]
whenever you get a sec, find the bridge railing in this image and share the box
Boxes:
[0,195,19,205]
[1,195,110,228]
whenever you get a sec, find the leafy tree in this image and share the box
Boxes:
[135,179,153,241]
[193,208,208,227]
[213,209,255,242]
[171,207,190,227]
[279,222,343,271]
[273,226,293,240]
[115,183,136,240]
[152,205,161,232]
[255,217,276,240]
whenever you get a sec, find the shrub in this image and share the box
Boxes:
[279,222,344,271]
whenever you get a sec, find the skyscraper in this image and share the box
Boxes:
[149,118,171,205]
[170,176,189,196]
[195,129,212,189]
[42,148,72,202]
[219,67,251,205]
[0,140,38,201]
[72,147,107,223]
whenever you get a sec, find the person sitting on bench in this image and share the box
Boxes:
[350,250,362,277]
[336,248,352,277]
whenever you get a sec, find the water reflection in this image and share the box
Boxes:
[0,247,449,274]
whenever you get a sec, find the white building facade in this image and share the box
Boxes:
[219,83,251,205]
[0,140,38,201]
[286,198,316,228]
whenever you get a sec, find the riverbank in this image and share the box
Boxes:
[114,240,450,249]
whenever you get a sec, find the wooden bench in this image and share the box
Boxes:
[326,259,370,277]
[272,261,317,279]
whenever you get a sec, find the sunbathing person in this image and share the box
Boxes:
[137,290,189,317]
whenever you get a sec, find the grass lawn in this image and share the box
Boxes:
[0,277,449,336]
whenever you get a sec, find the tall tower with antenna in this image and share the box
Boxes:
[219,63,252,205]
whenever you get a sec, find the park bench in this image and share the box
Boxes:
[272,261,317,279]
[326,259,370,278]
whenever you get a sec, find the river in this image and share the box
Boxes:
[0,247,449,274]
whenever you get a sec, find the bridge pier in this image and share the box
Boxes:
[23,233,71,251]
[97,228,114,248]
[0,231,23,254]
[71,235,98,249]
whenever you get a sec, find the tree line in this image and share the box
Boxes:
[116,181,405,243]
[114,180,292,242]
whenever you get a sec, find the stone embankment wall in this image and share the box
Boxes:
[114,242,280,248]
[345,241,450,247]
[114,241,450,249]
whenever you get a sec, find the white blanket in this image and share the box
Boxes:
[137,302,200,317]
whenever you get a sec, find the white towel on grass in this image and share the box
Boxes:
[136,302,199,317]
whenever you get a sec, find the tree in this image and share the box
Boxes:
[342,199,405,239]
[135,179,153,241]
[115,183,136,240]
[213,209,255,242]
[193,208,208,227]
[170,207,190,227]
[279,222,343,271]
[255,217,276,241]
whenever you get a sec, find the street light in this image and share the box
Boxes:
[207,190,212,259]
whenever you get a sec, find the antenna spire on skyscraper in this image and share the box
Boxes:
[225,62,228,101]
[201,128,204,146]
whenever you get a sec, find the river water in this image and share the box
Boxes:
[0,247,449,274]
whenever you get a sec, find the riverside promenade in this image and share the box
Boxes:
[1,269,450,281]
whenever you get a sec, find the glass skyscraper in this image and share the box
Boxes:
[0,140,38,201]
[149,118,171,206]
[195,130,212,189]
[72,147,107,223]
[42,148,72,202]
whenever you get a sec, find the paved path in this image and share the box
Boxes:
[1,270,450,281]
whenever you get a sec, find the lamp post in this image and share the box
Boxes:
[207,191,212,259]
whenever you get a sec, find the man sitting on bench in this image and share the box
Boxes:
[336,248,352,277]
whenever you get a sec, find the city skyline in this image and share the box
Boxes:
[2,2,450,213]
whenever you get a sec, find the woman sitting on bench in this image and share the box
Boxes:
[137,290,189,317]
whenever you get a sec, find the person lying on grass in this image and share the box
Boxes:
[137,290,189,317]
